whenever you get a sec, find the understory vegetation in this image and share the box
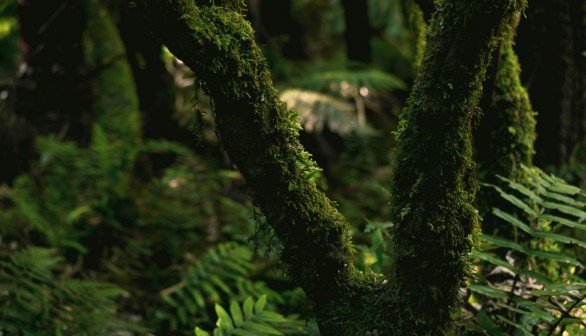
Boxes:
[1,0,585,335]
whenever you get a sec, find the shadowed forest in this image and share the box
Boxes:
[1,0,586,335]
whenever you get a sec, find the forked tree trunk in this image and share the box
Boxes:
[138,0,523,334]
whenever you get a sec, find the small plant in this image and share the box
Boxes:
[0,246,145,335]
[194,295,306,336]
[466,166,586,335]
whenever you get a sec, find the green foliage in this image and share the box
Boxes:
[0,246,145,335]
[158,243,285,331]
[466,166,586,335]
[280,69,405,137]
[0,0,18,78]
[194,295,306,336]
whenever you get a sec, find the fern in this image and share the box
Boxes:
[468,166,586,335]
[194,295,305,336]
[158,243,283,332]
[280,89,370,135]
[297,69,406,97]
[0,246,145,335]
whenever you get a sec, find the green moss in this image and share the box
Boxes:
[138,0,525,334]
[475,13,536,234]
[136,2,363,326]
[84,0,141,143]
[388,1,526,334]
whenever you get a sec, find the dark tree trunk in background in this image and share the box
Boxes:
[117,3,192,144]
[340,0,371,63]
[1,0,91,183]
[414,0,435,21]
[16,0,91,143]
[515,0,586,167]
[475,13,536,235]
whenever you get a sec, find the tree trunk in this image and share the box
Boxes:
[388,1,525,333]
[515,0,584,167]
[0,0,91,183]
[340,0,371,64]
[475,13,536,235]
[118,2,193,144]
[138,0,523,334]
[16,0,92,143]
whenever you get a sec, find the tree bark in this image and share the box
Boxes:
[388,1,526,333]
[16,0,91,143]
[475,13,536,235]
[138,0,524,334]
[515,0,585,166]
[340,0,371,64]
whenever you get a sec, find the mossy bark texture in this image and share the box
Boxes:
[389,1,525,334]
[475,15,536,234]
[139,0,523,334]
[136,1,362,332]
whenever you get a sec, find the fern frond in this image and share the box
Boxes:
[159,243,282,331]
[280,89,370,135]
[470,166,586,335]
[0,247,145,335]
[194,295,305,336]
[298,69,406,97]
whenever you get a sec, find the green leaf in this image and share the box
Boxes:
[543,191,585,208]
[549,181,581,195]
[215,303,234,331]
[495,315,532,336]
[525,250,583,267]
[539,214,586,230]
[195,327,210,336]
[558,317,586,327]
[232,329,259,336]
[476,310,507,336]
[243,297,254,320]
[254,295,267,313]
[255,311,289,323]
[492,186,538,217]
[492,208,533,234]
[480,234,526,253]
[541,201,586,219]
[241,321,283,335]
[498,176,543,204]
[230,300,244,327]
[470,250,515,272]
[532,231,586,249]
[469,284,509,299]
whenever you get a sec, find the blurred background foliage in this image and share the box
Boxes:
[0,0,585,335]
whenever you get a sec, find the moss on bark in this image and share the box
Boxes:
[475,14,537,234]
[135,2,364,331]
[138,0,524,334]
[388,1,526,333]
[84,0,141,143]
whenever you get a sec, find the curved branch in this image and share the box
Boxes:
[136,0,361,315]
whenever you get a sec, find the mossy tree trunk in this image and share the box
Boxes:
[388,1,525,333]
[475,13,536,235]
[138,0,523,334]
